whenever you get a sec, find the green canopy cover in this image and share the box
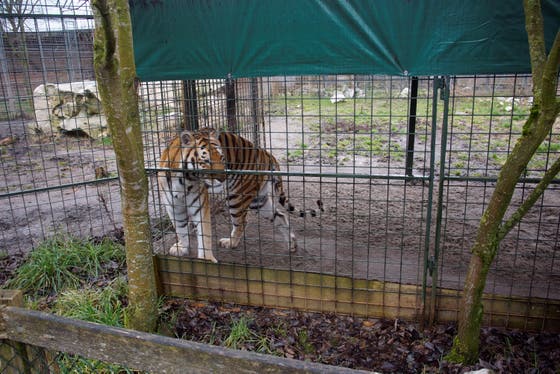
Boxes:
[130,0,560,81]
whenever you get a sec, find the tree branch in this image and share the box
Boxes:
[523,0,547,98]
[498,155,560,242]
[541,28,560,108]
[91,0,116,68]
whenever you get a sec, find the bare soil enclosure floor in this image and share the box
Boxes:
[2,117,560,301]
[157,174,560,300]
[0,119,123,255]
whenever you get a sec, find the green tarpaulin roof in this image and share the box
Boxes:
[129,0,560,81]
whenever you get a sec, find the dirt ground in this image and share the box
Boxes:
[1,117,559,302]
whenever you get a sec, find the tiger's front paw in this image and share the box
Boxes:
[197,246,218,263]
[202,251,218,263]
[219,238,240,249]
[290,240,298,253]
[169,243,189,256]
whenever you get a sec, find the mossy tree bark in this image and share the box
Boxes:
[91,0,158,332]
[448,0,560,364]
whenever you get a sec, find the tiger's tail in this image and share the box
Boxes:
[273,172,323,218]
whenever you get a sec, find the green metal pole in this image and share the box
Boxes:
[429,76,451,324]
[421,76,443,326]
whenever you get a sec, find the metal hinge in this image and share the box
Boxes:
[427,255,436,277]
[439,76,450,101]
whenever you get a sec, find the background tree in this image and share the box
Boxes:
[448,0,560,364]
[0,0,40,118]
[91,0,158,332]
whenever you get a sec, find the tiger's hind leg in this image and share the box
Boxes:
[254,189,297,253]
[219,208,248,249]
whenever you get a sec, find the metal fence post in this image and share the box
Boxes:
[421,76,443,327]
[405,76,419,178]
[226,76,237,132]
[429,75,451,325]
[182,80,199,131]
[250,77,261,147]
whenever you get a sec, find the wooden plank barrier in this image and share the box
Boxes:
[0,305,368,374]
[1,290,50,374]
[156,256,560,332]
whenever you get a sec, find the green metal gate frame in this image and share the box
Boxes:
[420,76,451,325]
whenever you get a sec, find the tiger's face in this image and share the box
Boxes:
[180,128,226,182]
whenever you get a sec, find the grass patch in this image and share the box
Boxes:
[287,142,309,160]
[297,330,315,355]
[219,316,278,354]
[224,316,254,350]
[99,136,113,146]
[53,278,137,373]
[54,277,128,326]
[0,97,34,121]
[2,234,138,372]
[4,235,125,297]
[54,355,138,374]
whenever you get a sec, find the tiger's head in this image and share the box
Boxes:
[180,128,226,182]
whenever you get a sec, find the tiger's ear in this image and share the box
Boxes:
[180,131,196,146]
[199,127,217,138]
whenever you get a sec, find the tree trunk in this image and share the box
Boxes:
[448,0,560,364]
[0,31,17,119]
[91,0,158,332]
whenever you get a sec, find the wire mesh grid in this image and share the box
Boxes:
[441,76,560,298]
[438,75,560,328]
[141,75,436,318]
[146,74,559,327]
[0,4,558,331]
[0,5,124,255]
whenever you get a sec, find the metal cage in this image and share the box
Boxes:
[1,6,559,331]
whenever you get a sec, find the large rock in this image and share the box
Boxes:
[28,81,108,138]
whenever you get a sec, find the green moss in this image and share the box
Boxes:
[445,336,471,364]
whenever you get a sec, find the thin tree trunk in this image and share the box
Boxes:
[448,0,559,363]
[0,31,17,118]
[91,0,158,332]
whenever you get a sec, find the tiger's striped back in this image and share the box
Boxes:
[219,132,291,209]
[217,132,297,251]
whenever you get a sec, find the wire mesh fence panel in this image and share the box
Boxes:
[0,4,126,255]
[437,75,560,328]
[148,75,437,319]
[0,2,558,331]
[147,74,559,327]
[0,341,142,374]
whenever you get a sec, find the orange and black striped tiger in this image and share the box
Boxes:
[158,128,225,263]
[158,127,297,263]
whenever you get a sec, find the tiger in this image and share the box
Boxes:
[158,128,225,263]
[158,127,297,263]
